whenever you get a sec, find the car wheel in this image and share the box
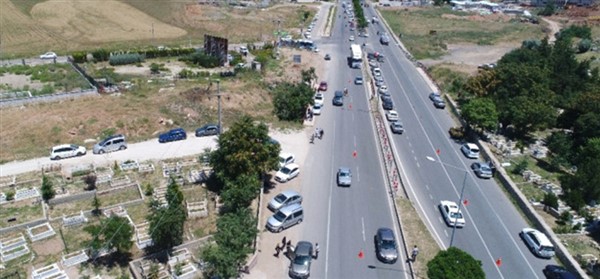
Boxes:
[54,156,61,160]
[297,218,303,225]
[119,146,126,150]
[99,150,105,154]
[77,152,84,156]
[277,227,283,233]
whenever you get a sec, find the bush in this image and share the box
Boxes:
[6,191,15,201]
[512,159,529,175]
[109,54,145,66]
[543,192,559,209]
[72,51,87,63]
[578,39,592,53]
[84,174,97,191]
[179,52,220,68]
[92,49,110,62]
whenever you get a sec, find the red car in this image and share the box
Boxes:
[318,81,328,91]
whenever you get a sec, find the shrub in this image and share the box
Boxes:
[84,174,97,191]
[512,159,528,175]
[72,51,87,63]
[542,192,559,210]
[6,191,15,201]
[92,49,110,62]
[109,54,145,66]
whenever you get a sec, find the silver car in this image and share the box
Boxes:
[289,241,313,279]
[268,190,302,212]
[337,167,352,186]
[471,162,493,179]
[375,228,398,263]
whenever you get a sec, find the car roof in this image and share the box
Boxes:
[377,228,395,240]
[522,228,553,247]
[295,241,312,255]
[465,143,479,149]
[339,167,351,173]
[279,152,294,159]
[279,203,302,214]
[52,144,77,150]
[440,200,458,208]
[279,189,300,198]
[283,163,299,170]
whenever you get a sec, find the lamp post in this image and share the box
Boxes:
[426,156,468,247]
[206,78,223,135]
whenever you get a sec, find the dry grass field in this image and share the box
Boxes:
[0,0,316,57]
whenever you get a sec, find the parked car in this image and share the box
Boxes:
[372,67,382,76]
[520,228,555,259]
[313,103,323,115]
[318,81,328,91]
[471,162,493,179]
[337,167,352,186]
[382,96,394,110]
[195,124,219,137]
[386,110,399,122]
[158,128,187,143]
[50,144,86,160]
[374,228,398,263]
[543,265,577,279]
[279,152,296,168]
[40,52,57,59]
[324,54,331,60]
[380,34,390,45]
[275,163,300,183]
[354,76,363,85]
[314,93,324,105]
[439,200,465,228]
[266,203,303,232]
[390,121,404,134]
[378,85,389,95]
[349,35,355,41]
[289,241,313,279]
[93,134,127,154]
[332,90,344,106]
[461,143,480,159]
[268,190,302,212]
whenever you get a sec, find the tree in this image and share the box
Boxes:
[427,247,485,279]
[201,244,239,278]
[460,98,499,132]
[83,174,97,191]
[300,67,317,86]
[560,138,600,210]
[538,0,555,16]
[84,215,133,255]
[210,115,280,183]
[221,174,261,210]
[91,194,102,216]
[272,82,314,122]
[41,175,55,203]
[543,192,559,210]
[148,178,187,250]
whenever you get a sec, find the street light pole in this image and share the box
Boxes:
[450,171,468,247]
[216,80,222,135]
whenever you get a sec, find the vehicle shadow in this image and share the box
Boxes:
[263,173,276,194]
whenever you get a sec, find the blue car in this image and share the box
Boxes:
[158,128,187,143]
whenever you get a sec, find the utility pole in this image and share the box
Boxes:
[216,80,222,135]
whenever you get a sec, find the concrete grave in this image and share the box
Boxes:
[134,222,153,249]
[162,162,182,178]
[27,222,56,242]
[187,199,208,219]
[62,211,88,227]
[15,187,40,201]
[0,234,30,263]
[138,162,155,174]
[110,175,131,188]
[168,248,198,279]
[120,160,140,172]
[62,250,89,267]
[31,263,69,279]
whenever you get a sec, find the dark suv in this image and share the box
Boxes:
[332,90,344,106]
[382,96,394,110]
[158,128,187,143]
[375,228,398,263]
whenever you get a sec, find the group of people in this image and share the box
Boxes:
[274,236,320,260]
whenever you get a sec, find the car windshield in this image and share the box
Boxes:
[541,246,555,252]
[450,212,463,219]
[315,95,323,100]
[293,254,311,265]
[274,194,287,203]
[340,171,350,178]
[281,167,292,174]
[273,211,287,222]
[381,239,396,250]
[480,165,491,172]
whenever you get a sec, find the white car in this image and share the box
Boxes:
[439,200,465,228]
[279,152,296,168]
[275,163,300,183]
[520,228,555,258]
[50,144,86,160]
[40,52,57,59]
[372,67,382,76]
[313,103,323,115]
[386,110,399,122]
[314,93,324,105]
[461,143,480,159]
[349,35,355,41]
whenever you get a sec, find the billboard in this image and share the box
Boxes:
[204,35,228,66]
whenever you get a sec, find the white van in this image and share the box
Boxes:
[266,204,303,233]
[520,228,555,258]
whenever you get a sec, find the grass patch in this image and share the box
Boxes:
[49,186,142,218]
[379,7,545,59]
[559,234,600,264]
[397,198,440,278]
[0,201,44,228]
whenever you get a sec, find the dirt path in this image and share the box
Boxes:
[541,17,561,43]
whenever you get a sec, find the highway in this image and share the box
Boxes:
[299,3,410,279]
[357,3,558,279]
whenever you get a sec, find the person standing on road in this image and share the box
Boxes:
[274,243,281,258]
[411,245,419,262]
[314,243,320,259]
[281,236,287,248]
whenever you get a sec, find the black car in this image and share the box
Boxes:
[382,97,394,110]
[332,90,344,106]
[195,124,220,137]
[374,228,398,263]
[543,265,577,279]
[158,128,187,143]
[324,54,331,60]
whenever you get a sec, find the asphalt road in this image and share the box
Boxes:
[359,5,558,279]
[298,4,410,279]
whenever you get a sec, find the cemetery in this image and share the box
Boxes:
[0,155,216,278]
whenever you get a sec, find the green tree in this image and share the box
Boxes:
[91,194,102,217]
[300,67,317,86]
[543,192,559,209]
[210,115,280,182]
[84,215,134,255]
[148,177,187,250]
[41,175,55,203]
[461,98,499,132]
[221,174,261,210]
[201,244,239,278]
[538,0,555,16]
[272,82,314,121]
[427,247,485,279]
[561,138,600,210]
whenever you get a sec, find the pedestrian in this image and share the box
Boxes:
[286,241,294,258]
[314,243,320,259]
[411,245,419,262]
[281,236,287,247]
[274,243,281,258]
[319,128,324,139]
